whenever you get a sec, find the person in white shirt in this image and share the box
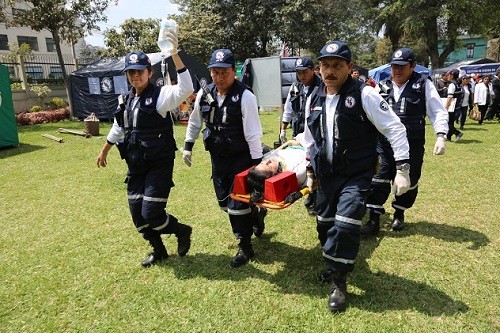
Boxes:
[280,57,322,215]
[474,75,493,124]
[246,138,311,203]
[97,45,194,267]
[300,41,411,313]
[182,49,266,268]
[458,75,473,130]
[362,48,449,235]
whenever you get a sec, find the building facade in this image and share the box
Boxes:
[438,36,489,66]
[0,2,84,82]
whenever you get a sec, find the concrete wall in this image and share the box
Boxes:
[12,86,68,113]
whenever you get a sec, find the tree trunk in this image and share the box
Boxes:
[53,30,74,117]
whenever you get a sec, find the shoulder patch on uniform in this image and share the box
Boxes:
[345,96,356,108]
[380,100,389,111]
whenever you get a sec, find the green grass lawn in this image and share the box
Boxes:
[0,112,499,332]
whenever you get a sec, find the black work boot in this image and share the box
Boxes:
[252,206,267,237]
[327,272,348,313]
[141,234,168,267]
[304,190,317,216]
[391,209,405,231]
[230,238,254,268]
[318,267,335,283]
[361,212,380,236]
[174,223,192,256]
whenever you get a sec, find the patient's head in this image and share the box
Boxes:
[247,158,283,203]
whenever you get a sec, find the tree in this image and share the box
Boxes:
[368,0,500,69]
[1,0,117,116]
[100,18,160,57]
[0,42,33,89]
[170,0,375,64]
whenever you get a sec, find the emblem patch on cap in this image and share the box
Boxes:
[215,51,225,62]
[296,59,303,66]
[394,50,403,58]
[326,43,339,53]
[380,100,389,111]
[128,54,138,64]
[345,96,356,108]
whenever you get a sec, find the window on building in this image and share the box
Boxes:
[466,43,475,59]
[17,36,39,51]
[0,34,8,50]
[26,66,44,80]
[49,66,63,79]
[46,38,56,52]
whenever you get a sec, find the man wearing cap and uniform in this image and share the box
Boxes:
[361,47,449,235]
[280,56,322,215]
[458,74,473,130]
[444,68,464,141]
[96,33,194,267]
[484,68,500,121]
[182,48,266,268]
[300,41,411,312]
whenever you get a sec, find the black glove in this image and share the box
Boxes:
[284,191,303,204]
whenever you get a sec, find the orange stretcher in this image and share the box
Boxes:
[230,168,310,210]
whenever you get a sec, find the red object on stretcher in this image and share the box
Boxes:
[231,168,304,209]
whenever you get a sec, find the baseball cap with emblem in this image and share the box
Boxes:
[317,41,352,62]
[123,51,151,72]
[208,49,235,68]
[390,48,415,65]
[447,69,460,78]
[295,57,314,70]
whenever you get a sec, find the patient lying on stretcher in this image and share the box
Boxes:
[247,139,313,204]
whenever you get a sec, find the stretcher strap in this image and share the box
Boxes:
[230,187,310,210]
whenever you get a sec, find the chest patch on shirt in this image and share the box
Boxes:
[345,96,356,108]
[380,100,390,111]
[145,97,153,106]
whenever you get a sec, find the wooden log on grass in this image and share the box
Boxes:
[57,128,92,138]
[42,133,64,143]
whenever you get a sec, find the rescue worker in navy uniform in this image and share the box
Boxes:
[182,49,266,268]
[444,69,464,142]
[97,42,194,267]
[301,41,411,312]
[280,56,322,215]
[361,48,449,235]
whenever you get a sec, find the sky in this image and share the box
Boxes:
[84,0,179,47]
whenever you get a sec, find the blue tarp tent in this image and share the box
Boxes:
[369,63,431,82]
[433,58,498,76]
